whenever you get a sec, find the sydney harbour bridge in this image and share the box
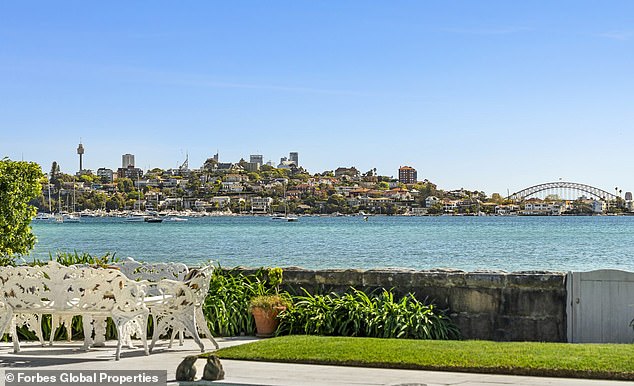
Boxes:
[508,181,620,202]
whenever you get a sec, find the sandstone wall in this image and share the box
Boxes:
[273,267,567,342]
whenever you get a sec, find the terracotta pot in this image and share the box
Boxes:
[252,306,286,337]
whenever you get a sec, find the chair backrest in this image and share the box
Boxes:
[157,265,214,308]
[115,257,189,281]
[184,265,214,305]
[114,257,190,296]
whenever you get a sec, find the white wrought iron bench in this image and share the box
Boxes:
[0,261,149,360]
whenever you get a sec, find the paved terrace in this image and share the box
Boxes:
[0,338,630,386]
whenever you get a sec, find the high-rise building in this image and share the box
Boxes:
[250,154,263,165]
[77,142,85,173]
[289,152,299,166]
[96,168,114,183]
[398,166,417,184]
[122,154,135,169]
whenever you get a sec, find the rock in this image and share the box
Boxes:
[202,354,225,381]
[175,355,198,382]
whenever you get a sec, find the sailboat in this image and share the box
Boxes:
[63,182,81,222]
[35,184,55,221]
[54,190,64,223]
[272,181,298,222]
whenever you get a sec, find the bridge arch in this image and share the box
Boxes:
[509,182,618,201]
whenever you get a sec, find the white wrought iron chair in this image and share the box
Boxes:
[148,265,219,352]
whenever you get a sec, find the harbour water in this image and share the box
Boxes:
[29,215,634,272]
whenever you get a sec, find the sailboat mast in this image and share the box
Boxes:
[48,183,52,213]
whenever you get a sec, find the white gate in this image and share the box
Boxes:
[567,270,634,343]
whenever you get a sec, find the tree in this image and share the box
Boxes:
[78,174,98,184]
[490,193,504,204]
[49,161,62,189]
[106,193,126,211]
[117,178,135,193]
[0,159,45,264]
[427,202,444,215]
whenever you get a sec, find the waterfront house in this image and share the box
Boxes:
[425,196,439,207]
[443,200,458,213]
[592,200,606,213]
[494,204,520,215]
[251,197,273,214]
[523,201,565,215]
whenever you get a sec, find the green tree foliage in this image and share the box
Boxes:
[106,193,126,210]
[49,161,61,188]
[413,181,438,199]
[0,159,45,264]
[78,174,98,185]
[76,190,107,210]
[490,193,505,204]
[378,181,390,190]
[326,194,349,214]
[427,202,444,215]
[117,177,135,193]
[566,199,594,215]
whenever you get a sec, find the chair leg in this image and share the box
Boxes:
[181,312,204,352]
[140,314,149,356]
[195,307,219,349]
[82,315,93,351]
[111,315,128,361]
[168,329,177,348]
[0,313,11,340]
[63,316,73,342]
[34,315,45,347]
[50,316,59,346]
[92,316,107,347]
[149,314,160,353]
[10,316,20,353]
[130,313,150,355]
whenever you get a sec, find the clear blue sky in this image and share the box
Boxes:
[1,1,633,195]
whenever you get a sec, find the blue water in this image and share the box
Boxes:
[28,216,634,272]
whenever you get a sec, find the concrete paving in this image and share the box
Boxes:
[0,338,631,386]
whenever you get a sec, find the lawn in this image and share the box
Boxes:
[210,335,634,380]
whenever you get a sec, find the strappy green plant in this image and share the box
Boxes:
[277,288,459,340]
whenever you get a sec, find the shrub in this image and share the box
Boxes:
[277,288,460,340]
[203,266,279,336]
[30,250,119,267]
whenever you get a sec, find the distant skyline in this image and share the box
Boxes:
[2,1,633,195]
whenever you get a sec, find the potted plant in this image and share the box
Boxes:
[250,268,291,337]
[249,294,291,337]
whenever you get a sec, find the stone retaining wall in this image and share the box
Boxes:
[272,267,567,342]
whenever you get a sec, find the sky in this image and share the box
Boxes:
[1,1,633,195]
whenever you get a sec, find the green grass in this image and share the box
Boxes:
[209,335,634,380]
